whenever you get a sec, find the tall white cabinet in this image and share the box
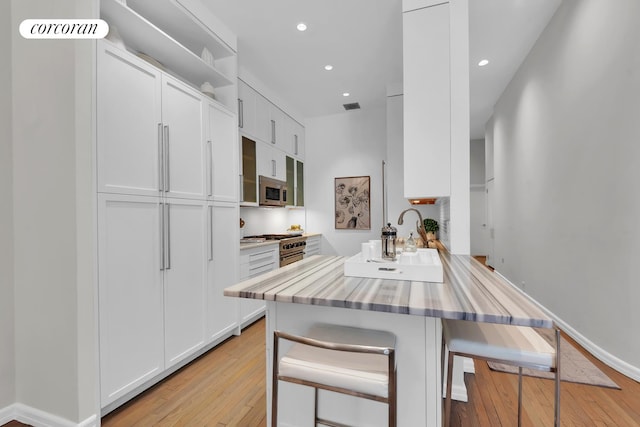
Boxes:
[97,32,240,410]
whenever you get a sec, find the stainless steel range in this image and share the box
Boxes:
[242,234,307,267]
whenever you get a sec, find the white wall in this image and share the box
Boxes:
[306,108,388,256]
[0,0,16,411]
[470,139,488,255]
[490,0,640,375]
[10,0,97,423]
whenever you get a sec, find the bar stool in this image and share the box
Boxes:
[442,319,560,427]
[272,323,397,426]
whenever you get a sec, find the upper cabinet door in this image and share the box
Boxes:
[291,121,305,159]
[268,105,285,150]
[238,79,256,137]
[254,93,271,144]
[207,102,238,202]
[97,42,162,196]
[161,76,205,200]
[403,3,451,198]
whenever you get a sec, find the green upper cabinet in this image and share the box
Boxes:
[286,156,304,207]
[286,156,295,206]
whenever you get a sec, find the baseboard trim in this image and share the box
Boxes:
[494,270,640,382]
[0,403,97,427]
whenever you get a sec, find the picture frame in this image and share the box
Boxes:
[334,176,371,230]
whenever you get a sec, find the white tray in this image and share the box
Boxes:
[344,248,443,283]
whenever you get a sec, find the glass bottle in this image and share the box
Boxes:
[405,232,417,253]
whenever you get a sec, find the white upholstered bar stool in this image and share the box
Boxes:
[442,319,560,427]
[272,324,397,426]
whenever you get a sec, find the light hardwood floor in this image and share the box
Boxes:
[4,303,640,426]
[104,319,639,426]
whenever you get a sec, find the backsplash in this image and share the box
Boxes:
[240,207,306,236]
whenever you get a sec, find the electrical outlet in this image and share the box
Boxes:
[501,258,504,263]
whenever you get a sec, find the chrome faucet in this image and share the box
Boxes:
[397,208,428,245]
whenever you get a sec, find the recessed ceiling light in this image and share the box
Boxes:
[296,22,307,32]
[343,92,350,97]
[324,65,333,71]
[478,59,489,67]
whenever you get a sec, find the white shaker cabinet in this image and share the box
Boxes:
[163,198,207,369]
[256,140,287,182]
[239,244,278,327]
[403,2,451,198]
[238,79,257,138]
[97,44,162,196]
[97,41,205,200]
[206,101,238,202]
[290,120,305,159]
[238,79,271,144]
[304,235,321,258]
[207,202,240,342]
[161,78,205,200]
[98,193,164,407]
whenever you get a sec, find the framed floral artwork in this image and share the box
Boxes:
[334,176,371,229]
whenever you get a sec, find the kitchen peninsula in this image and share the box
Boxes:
[225,252,552,426]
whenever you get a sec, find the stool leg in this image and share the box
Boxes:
[554,328,561,427]
[272,333,279,427]
[314,388,318,426]
[444,350,454,427]
[517,366,523,427]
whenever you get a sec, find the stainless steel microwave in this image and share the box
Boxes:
[259,176,287,207]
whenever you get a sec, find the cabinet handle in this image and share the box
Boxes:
[271,119,276,144]
[159,203,165,270]
[207,140,213,197]
[294,134,298,155]
[239,174,244,201]
[164,125,170,193]
[208,206,213,261]
[158,123,164,192]
[165,203,171,270]
[272,159,276,177]
[238,98,243,128]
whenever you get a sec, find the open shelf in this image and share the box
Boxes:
[101,0,233,89]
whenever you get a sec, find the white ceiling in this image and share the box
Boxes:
[204,0,562,139]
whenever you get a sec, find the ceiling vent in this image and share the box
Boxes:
[343,102,361,111]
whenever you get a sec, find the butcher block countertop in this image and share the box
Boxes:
[224,251,553,328]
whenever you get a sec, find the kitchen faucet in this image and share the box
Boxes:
[397,208,429,246]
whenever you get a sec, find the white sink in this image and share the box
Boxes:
[344,248,444,283]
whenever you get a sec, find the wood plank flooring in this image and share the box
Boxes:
[102,317,639,427]
[3,301,640,426]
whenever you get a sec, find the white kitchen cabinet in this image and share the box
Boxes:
[238,79,256,137]
[97,43,162,196]
[238,79,271,144]
[239,244,278,326]
[97,42,206,201]
[269,104,286,150]
[98,193,164,407]
[304,235,322,258]
[161,77,205,200]
[256,140,286,182]
[290,120,305,159]
[163,198,207,369]
[206,101,238,202]
[207,202,240,342]
[403,2,451,198]
[98,194,209,405]
[254,91,272,143]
